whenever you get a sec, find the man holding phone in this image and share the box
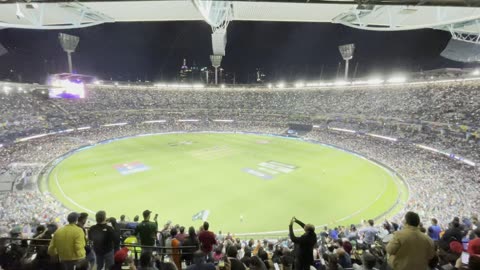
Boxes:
[135,210,158,252]
[289,217,317,270]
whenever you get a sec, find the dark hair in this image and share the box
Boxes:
[78,213,89,224]
[96,211,107,224]
[120,215,125,221]
[227,245,238,258]
[203,221,209,231]
[134,215,139,222]
[363,253,377,269]
[188,226,196,238]
[67,212,79,224]
[432,218,438,225]
[36,225,45,233]
[170,228,178,237]
[180,226,185,234]
[140,252,153,267]
[405,212,420,227]
[258,249,268,262]
[368,220,374,226]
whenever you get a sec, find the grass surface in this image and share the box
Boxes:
[47,133,404,234]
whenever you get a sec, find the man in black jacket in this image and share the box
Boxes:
[289,217,317,270]
[89,210,119,270]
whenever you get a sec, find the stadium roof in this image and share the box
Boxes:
[0,0,479,31]
[2,0,480,60]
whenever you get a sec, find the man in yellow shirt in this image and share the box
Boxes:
[48,212,86,270]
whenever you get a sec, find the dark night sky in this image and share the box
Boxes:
[0,20,471,83]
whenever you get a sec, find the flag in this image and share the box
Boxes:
[192,210,210,221]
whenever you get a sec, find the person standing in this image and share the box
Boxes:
[89,210,119,270]
[48,212,86,270]
[359,220,379,246]
[288,217,317,270]
[428,218,442,241]
[386,211,435,270]
[198,221,217,260]
[135,210,158,252]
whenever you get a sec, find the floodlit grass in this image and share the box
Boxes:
[47,133,405,234]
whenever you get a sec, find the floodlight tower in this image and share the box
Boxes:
[58,33,80,73]
[338,43,355,81]
[210,55,223,85]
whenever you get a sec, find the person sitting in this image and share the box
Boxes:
[186,251,216,270]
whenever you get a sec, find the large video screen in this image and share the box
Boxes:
[48,79,85,99]
[47,73,94,99]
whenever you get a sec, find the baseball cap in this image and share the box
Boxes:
[469,238,480,255]
[143,210,152,218]
[114,247,129,264]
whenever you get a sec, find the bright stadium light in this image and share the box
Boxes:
[334,81,350,86]
[295,82,305,88]
[3,85,11,93]
[267,83,272,89]
[276,82,285,88]
[220,84,226,89]
[367,78,384,85]
[114,82,119,86]
[387,76,407,83]
[472,69,480,76]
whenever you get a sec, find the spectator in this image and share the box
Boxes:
[359,220,378,246]
[288,217,317,270]
[468,229,480,256]
[182,226,200,266]
[428,218,442,241]
[227,245,246,270]
[187,251,216,270]
[441,221,464,250]
[88,210,118,270]
[353,252,378,270]
[138,252,158,270]
[135,210,158,251]
[386,211,435,270]
[198,221,217,258]
[169,228,181,270]
[47,212,86,270]
[176,226,188,243]
[127,215,140,230]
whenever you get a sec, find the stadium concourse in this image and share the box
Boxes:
[0,78,479,269]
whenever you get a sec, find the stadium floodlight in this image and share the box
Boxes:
[338,43,355,81]
[58,33,80,73]
[472,69,480,76]
[295,82,305,88]
[276,82,285,88]
[387,76,407,83]
[210,55,223,85]
[367,78,384,85]
[334,80,350,86]
[267,83,272,89]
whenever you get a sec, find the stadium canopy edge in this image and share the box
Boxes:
[0,0,479,7]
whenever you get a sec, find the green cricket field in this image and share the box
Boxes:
[47,132,407,235]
